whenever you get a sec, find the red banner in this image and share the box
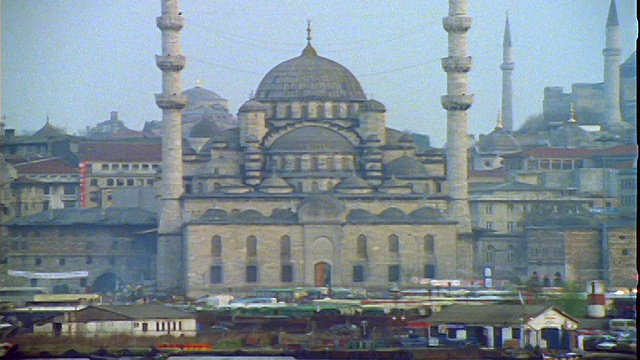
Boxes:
[79,161,87,208]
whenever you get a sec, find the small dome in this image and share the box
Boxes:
[334,174,373,194]
[33,122,66,139]
[258,174,294,194]
[379,208,407,220]
[255,44,366,102]
[476,128,521,154]
[298,193,345,223]
[361,99,386,112]
[409,207,446,221]
[346,209,375,222]
[270,126,354,152]
[189,118,221,138]
[384,156,428,179]
[183,86,225,102]
[238,100,268,113]
[550,123,593,148]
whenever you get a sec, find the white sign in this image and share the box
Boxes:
[8,270,89,279]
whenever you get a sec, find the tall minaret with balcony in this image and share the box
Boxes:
[442,0,473,232]
[156,0,187,290]
[501,14,514,132]
[603,0,622,126]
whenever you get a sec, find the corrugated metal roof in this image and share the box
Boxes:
[427,304,575,326]
[78,142,161,162]
[14,158,78,175]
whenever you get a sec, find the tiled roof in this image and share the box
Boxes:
[427,304,577,326]
[67,304,195,323]
[504,145,638,159]
[78,142,161,162]
[13,158,78,175]
[6,207,157,226]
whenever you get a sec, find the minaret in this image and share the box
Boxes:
[442,0,473,232]
[603,0,622,125]
[500,13,514,132]
[156,0,187,291]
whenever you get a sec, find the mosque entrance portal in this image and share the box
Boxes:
[314,262,331,287]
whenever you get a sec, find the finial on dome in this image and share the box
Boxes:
[196,79,203,87]
[568,103,578,123]
[496,109,503,129]
[301,20,317,56]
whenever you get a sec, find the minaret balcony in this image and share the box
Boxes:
[156,55,186,72]
[443,16,472,33]
[602,48,621,57]
[441,94,474,111]
[442,56,472,73]
[156,15,184,31]
[500,62,514,71]
[155,94,188,110]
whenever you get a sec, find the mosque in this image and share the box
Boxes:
[154,1,475,297]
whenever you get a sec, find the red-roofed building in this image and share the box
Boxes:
[77,142,161,208]
[12,158,80,216]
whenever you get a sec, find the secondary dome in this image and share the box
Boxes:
[270,126,354,152]
[254,43,366,102]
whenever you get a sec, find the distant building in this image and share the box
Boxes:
[33,304,196,337]
[0,208,157,293]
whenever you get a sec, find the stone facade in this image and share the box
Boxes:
[0,208,157,293]
[606,225,637,288]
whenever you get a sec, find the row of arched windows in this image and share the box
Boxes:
[356,234,435,258]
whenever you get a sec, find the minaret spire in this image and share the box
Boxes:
[302,19,317,56]
[307,19,312,43]
[568,103,578,124]
[442,0,473,233]
[500,12,514,132]
[603,0,622,125]
[496,109,503,129]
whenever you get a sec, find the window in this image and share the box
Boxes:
[112,164,120,170]
[310,157,318,170]
[30,278,38,287]
[210,265,223,283]
[357,235,368,259]
[43,186,50,195]
[294,157,302,171]
[388,265,400,282]
[90,179,98,186]
[86,256,93,265]
[486,221,493,229]
[80,278,87,287]
[281,265,293,283]
[107,179,114,186]
[424,264,436,278]
[116,179,124,186]
[246,236,257,258]
[507,204,515,214]
[211,236,222,257]
[622,249,629,256]
[280,236,291,261]
[353,265,365,282]
[507,222,516,233]
[142,323,148,332]
[20,241,29,251]
[341,157,351,170]
[486,245,494,262]
[424,235,435,254]
[64,185,75,195]
[35,258,42,266]
[59,258,65,266]
[551,160,561,170]
[485,205,493,214]
[132,164,140,170]
[246,265,258,283]
[127,179,134,186]
[540,159,550,170]
[122,164,130,171]
[102,164,109,171]
[562,160,572,170]
[388,235,399,253]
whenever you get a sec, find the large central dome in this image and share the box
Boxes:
[255,43,366,102]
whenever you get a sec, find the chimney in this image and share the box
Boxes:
[110,111,118,121]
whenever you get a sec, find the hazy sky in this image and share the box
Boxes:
[1,0,637,147]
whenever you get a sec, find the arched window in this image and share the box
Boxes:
[280,235,291,261]
[246,236,257,258]
[280,156,287,171]
[211,235,222,258]
[301,105,308,118]
[424,235,435,254]
[341,157,351,170]
[311,181,319,192]
[294,157,302,171]
[197,183,204,194]
[357,234,368,259]
[486,245,494,262]
[310,157,319,170]
[332,104,340,118]
[388,234,399,253]
[316,104,324,118]
[326,157,335,170]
